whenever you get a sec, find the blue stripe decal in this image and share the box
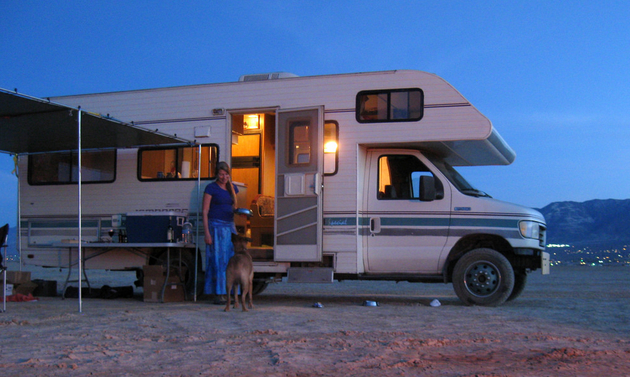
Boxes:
[381,218,450,227]
[324,217,518,229]
[323,217,357,226]
[29,220,100,228]
[450,218,518,228]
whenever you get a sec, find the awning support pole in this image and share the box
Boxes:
[77,109,83,313]
[16,155,22,271]
[194,144,202,302]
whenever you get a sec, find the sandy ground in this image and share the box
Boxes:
[1,264,630,376]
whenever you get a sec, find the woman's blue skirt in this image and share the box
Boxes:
[204,220,236,295]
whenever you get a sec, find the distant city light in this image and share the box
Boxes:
[547,244,571,248]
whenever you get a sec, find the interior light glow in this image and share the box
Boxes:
[324,141,338,153]
[244,114,260,130]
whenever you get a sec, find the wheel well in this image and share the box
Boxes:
[148,248,203,271]
[146,247,204,295]
[148,248,168,265]
[444,234,513,282]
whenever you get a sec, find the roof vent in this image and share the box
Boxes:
[238,72,298,82]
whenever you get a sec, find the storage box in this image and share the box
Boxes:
[142,265,186,303]
[2,283,13,298]
[126,212,186,243]
[6,271,32,285]
[14,281,38,296]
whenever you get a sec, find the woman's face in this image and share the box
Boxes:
[217,169,230,184]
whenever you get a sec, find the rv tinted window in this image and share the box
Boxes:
[138,144,218,181]
[28,150,116,185]
[356,88,423,123]
[324,121,339,175]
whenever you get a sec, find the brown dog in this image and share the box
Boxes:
[225,235,254,312]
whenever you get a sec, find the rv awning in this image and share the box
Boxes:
[0,87,197,314]
[0,88,190,155]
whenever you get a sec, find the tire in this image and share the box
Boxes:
[251,280,269,296]
[452,248,515,307]
[507,270,528,302]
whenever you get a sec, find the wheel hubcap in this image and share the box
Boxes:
[464,261,501,297]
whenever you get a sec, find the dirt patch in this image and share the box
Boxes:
[1,265,629,376]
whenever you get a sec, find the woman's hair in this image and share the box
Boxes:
[216,161,237,209]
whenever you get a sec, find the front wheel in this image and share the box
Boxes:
[507,269,528,302]
[452,248,515,307]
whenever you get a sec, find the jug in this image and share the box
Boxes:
[182,222,193,243]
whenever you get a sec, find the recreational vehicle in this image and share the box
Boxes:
[17,70,549,306]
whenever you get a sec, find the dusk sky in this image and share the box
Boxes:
[1,1,629,227]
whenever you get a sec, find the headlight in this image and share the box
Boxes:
[519,221,540,239]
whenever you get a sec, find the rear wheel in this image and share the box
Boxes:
[156,249,201,295]
[452,248,515,306]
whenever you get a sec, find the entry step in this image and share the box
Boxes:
[287,267,333,283]
[248,247,274,262]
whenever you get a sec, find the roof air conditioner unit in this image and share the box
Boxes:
[238,72,298,82]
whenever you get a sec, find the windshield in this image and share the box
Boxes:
[426,155,491,198]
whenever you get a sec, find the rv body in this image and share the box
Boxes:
[18,70,548,306]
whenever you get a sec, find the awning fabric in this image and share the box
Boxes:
[0,88,190,154]
[0,87,196,313]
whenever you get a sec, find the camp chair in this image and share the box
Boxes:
[1,223,8,312]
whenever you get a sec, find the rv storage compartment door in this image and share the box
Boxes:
[274,107,324,262]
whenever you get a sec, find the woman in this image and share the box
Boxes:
[202,161,238,304]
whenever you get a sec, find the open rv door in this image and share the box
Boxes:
[274,107,324,262]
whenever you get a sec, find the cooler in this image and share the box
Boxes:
[125,212,186,243]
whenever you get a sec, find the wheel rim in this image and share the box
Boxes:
[463,260,502,297]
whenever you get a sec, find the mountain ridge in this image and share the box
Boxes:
[537,198,630,248]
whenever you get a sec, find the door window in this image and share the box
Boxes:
[289,120,311,165]
[377,155,443,200]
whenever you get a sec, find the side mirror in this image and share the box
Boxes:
[419,175,436,201]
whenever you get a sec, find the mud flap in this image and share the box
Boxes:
[541,251,550,275]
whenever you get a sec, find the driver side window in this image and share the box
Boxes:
[377,155,443,200]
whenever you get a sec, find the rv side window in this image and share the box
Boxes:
[377,155,443,200]
[324,121,339,175]
[138,144,218,181]
[357,88,423,123]
[28,150,116,185]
